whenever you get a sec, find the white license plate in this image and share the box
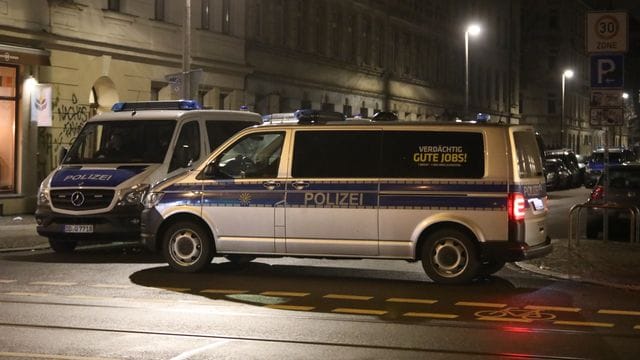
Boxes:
[64,225,94,233]
[530,198,544,211]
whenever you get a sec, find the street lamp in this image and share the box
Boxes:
[561,69,574,148]
[465,23,481,117]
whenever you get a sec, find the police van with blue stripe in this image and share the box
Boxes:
[141,110,551,283]
[36,101,261,252]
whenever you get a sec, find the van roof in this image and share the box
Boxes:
[88,109,262,123]
[257,121,533,130]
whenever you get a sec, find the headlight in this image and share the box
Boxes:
[118,184,150,206]
[37,181,51,206]
[143,191,165,209]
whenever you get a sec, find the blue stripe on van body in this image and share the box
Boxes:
[202,191,285,207]
[379,194,506,210]
[380,182,508,193]
[161,192,201,207]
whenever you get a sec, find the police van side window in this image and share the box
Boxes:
[206,120,255,152]
[292,131,381,178]
[381,131,484,178]
[214,132,284,179]
[169,121,201,172]
[513,131,544,178]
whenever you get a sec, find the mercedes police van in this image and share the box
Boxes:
[140,111,551,284]
[36,100,262,252]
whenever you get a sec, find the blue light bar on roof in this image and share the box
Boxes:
[111,100,202,112]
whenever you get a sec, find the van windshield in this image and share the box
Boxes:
[62,120,176,164]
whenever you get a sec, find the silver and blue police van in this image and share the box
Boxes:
[36,100,262,252]
[140,111,551,284]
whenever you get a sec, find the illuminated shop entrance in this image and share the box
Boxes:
[0,65,16,193]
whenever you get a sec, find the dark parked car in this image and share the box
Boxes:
[584,148,637,187]
[545,149,582,188]
[586,163,640,240]
[544,158,571,190]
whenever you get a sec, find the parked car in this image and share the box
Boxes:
[586,163,640,240]
[544,149,583,188]
[584,147,637,187]
[544,158,571,190]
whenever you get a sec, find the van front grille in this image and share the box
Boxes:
[51,189,114,210]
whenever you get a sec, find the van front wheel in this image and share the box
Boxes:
[163,221,214,272]
[421,229,480,284]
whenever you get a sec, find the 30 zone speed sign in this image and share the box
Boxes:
[587,12,628,53]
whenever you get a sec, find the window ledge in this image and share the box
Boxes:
[102,9,138,24]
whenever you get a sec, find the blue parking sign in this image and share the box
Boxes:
[590,54,624,88]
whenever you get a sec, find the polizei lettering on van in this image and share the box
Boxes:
[303,192,364,207]
[63,174,113,182]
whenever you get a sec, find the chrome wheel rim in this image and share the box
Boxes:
[168,228,202,266]
[431,237,468,278]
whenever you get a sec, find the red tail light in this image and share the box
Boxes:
[508,192,526,221]
[590,186,604,201]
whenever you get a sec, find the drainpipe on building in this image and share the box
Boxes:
[182,0,192,100]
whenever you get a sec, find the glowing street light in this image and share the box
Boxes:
[561,69,574,148]
[465,23,481,116]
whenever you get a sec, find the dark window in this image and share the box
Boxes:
[381,131,484,178]
[201,0,210,29]
[107,0,119,11]
[300,99,312,109]
[547,99,556,114]
[154,0,164,21]
[169,121,201,172]
[222,0,230,34]
[292,131,381,178]
[215,132,284,179]
[205,120,256,152]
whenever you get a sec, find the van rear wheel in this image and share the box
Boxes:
[421,229,480,284]
[163,221,214,272]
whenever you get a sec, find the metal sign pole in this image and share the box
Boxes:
[603,128,609,241]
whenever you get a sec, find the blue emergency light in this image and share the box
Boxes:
[111,100,202,112]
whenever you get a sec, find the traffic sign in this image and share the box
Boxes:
[590,54,623,88]
[590,108,623,126]
[590,90,624,108]
[587,12,628,53]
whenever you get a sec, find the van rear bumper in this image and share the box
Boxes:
[480,237,553,262]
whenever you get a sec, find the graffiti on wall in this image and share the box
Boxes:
[53,93,91,153]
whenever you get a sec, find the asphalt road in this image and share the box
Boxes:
[1,187,639,359]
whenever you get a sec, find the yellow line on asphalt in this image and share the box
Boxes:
[553,320,614,328]
[200,289,249,294]
[0,351,114,360]
[455,301,506,308]
[477,316,532,323]
[598,309,640,316]
[159,287,191,292]
[265,304,315,311]
[260,291,310,297]
[0,279,16,283]
[90,284,131,289]
[29,281,77,286]
[404,312,458,319]
[324,294,373,301]
[525,305,581,312]
[332,308,387,316]
[3,292,49,297]
[387,297,437,305]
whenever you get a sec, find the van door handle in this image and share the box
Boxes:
[262,181,280,190]
[291,181,310,190]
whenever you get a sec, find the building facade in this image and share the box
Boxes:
[0,0,520,215]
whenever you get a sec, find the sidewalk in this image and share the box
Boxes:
[1,215,639,290]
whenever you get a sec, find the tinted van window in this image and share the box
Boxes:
[206,120,256,151]
[381,131,484,178]
[514,131,543,178]
[292,131,381,178]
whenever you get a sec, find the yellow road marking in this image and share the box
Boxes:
[260,291,309,297]
[404,312,458,319]
[3,292,49,297]
[553,320,614,328]
[387,297,437,305]
[0,351,113,360]
[67,295,109,300]
[90,284,131,289]
[324,294,372,301]
[200,289,249,294]
[265,304,315,311]
[598,309,640,316]
[634,325,640,330]
[0,279,16,283]
[29,281,77,286]
[332,308,387,316]
[455,301,506,308]
[159,287,191,292]
[525,305,581,312]
[477,316,532,323]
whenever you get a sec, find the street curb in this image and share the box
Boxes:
[514,261,640,292]
[0,244,50,253]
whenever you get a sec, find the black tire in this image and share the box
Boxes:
[162,221,214,272]
[49,238,77,253]
[421,229,480,284]
[480,260,506,277]
[224,254,256,267]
